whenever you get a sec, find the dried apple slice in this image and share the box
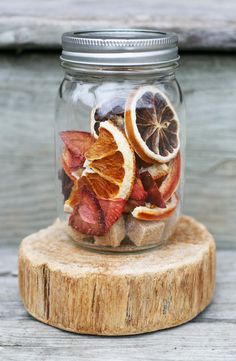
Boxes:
[132,193,178,221]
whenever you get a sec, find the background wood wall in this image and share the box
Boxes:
[0,1,236,248]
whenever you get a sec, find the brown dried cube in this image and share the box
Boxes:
[94,216,125,248]
[126,215,165,247]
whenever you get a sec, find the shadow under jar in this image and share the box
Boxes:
[55,29,185,252]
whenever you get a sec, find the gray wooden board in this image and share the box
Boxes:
[0,246,236,361]
[0,53,236,247]
[1,0,236,50]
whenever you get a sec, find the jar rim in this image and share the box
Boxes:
[60,28,179,69]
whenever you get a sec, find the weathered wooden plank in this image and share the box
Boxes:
[0,247,236,360]
[1,0,236,50]
[179,56,236,247]
[0,53,236,247]
[0,321,236,361]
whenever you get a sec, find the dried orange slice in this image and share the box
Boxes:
[90,97,125,138]
[132,193,178,221]
[159,151,181,201]
[84,120,135,200]
[125,85,180,163]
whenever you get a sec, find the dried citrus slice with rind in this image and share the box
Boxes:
[125,85,180,163]
[132,193,178,221]
[159,152,181,201]
[82,173,119,199]
[84,120,135,200]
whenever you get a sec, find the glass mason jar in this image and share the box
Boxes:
[55,29,185,252]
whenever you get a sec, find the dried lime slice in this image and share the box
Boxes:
[125,85,180,163]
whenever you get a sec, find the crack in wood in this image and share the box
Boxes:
[42,264,50,321]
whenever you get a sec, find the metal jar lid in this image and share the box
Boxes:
[60,29,179,67]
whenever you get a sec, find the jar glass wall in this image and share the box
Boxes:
[55,30,185,252]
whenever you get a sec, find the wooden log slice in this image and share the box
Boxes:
[18,216,216,336]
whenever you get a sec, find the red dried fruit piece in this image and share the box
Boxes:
[61,158,76,181]
[140,171,166,208]
[69,181,125,236]
[62,147,84,169]
[159,152,181,201]
[130,177,148,202]
[69,185,105,236]
[99,198,125,232]
[155,175,167,188]
[60,131,95,167]
[124,199,146,213]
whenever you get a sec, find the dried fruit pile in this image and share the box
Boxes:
[59,85,181,249]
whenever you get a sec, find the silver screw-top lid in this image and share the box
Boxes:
[61,29,179,67]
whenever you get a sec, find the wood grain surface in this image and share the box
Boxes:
[1,0,236,50]
[0,245,235,360]
[0,53,235,247]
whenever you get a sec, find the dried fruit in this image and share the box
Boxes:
[69,185,105,236]
[84,121,135,200]
[60,89,182,246]
[61,158,76,181]
[99,198,126,231]
[160,152,181,201]
[80,173,119,199]
[124,199,146,213]
[90,97,125,137]
[141,162,169,180]
[65,180,80,209]
[71,168,84,180]
[125,85,180,163]
[129,176,147,202]
[69,183,125,236]
[60,131,95,167]
[64,202,73,214]
[140,171,166,208]
[62,147,84,169]
[132,193,178,221]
